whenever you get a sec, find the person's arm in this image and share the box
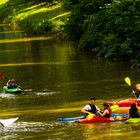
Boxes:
[15,83,20,88]
[6,80,11,86]
[81,105,91,115]
[98,109,109,117]
[95,105,100,112]
[132,90,135,96]
[81,108,91,115]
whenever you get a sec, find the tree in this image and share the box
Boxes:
[64,0,140,65]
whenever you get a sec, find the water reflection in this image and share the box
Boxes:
[0,61,77,67]
[0,24,140,139]
[78,122,140,140]
[0,36,52,43]
[0,31,24,34]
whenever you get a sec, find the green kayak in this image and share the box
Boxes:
[125,118,140,124]
[3,86,23,94]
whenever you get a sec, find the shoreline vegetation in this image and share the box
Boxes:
[0,0,140,67]
[0,0,70,39]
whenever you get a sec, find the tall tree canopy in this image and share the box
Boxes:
[63,0,140,66]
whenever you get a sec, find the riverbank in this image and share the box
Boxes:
[0,0,70,37]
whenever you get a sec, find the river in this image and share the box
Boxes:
[0,24,140,140]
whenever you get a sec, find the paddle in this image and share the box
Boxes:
[0,73,8,80]
[125,76,135,94]
[0,73,18,87]
[125,77,131,87]
[86,113,95,120]
[110,104,119,112]
[0,122,4,127]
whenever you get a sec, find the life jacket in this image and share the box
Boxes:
[135,90,140,99]
[8,83,17,89]
[129,108,140,118]
[87,104,97,114]
[103,108,112,118]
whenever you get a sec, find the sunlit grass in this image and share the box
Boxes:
[15,3,62,21]
[19,3,46,13]
[49,12,71,21]
[0,0,9,5]
[0,1,69,34]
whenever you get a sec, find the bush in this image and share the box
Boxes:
[64,0,140,64]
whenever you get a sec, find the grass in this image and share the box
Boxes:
[0,0,70,35]
[0,0,9,5]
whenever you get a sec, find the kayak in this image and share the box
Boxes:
[58,116,85,122]
[125,118,140,124]
[118,99,139,107]
[3,86,23,94]
[76,115,128,123]
[0,117,18,127]
[108,98,140,107]
[58,113,128,122]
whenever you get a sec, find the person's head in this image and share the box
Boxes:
[130,103,137,109]
[89,97,96,104]
[10,79,15,83]
[136,83,140,91]
[103,103,110,109]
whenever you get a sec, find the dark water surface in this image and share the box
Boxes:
[0,24,140,139]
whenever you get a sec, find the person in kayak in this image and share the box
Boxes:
[132,83,140,100]
[98,103,112,118]
[129,103,140,118]
[81,97,100,116]
[6,79,19,89]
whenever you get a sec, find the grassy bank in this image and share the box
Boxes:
[0,0,70,36]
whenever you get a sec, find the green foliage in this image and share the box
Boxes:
[30,0,55,4]
[19,16,54,34]
[64,0,140,64]
[0,0,35,21]
[1,0,140,65]
[0,0,67,35]
[63,0,112,40]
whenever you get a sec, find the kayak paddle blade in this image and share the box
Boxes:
[125,77,131,86]
[110,105,119,112]
[86,114,95,120]
[0,73,5,78]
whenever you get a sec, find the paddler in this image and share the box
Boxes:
[81,97,100,116]
[6,79,20,89]
[98,103,112,118]
[132,83,140,100]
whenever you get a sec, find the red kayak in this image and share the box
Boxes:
[76,116,127,123]
[108,98,140,107]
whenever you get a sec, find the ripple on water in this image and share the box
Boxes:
[36,91,60,96]
[0,121,68,133]
[0,93,16,98]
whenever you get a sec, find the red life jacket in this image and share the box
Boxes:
[103,108,112,118]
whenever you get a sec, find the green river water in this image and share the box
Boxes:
[0,24,140,139]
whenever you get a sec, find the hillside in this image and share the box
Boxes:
[0,0,70,35]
